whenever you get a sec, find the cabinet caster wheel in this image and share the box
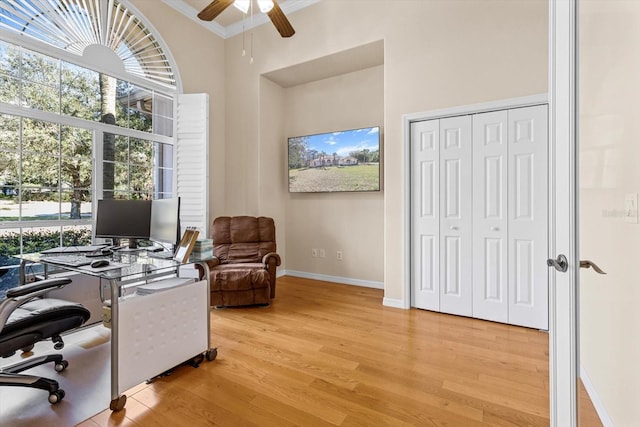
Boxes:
[205,348,217,361]
[48,389,65,404]
[109,395,127,411]
[55,360,69,372]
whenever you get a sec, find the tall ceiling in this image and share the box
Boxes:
[160,0,321,39]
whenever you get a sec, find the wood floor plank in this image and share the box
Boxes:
[83,277,603,426]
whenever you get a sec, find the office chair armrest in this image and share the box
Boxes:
[262,252,281,267]
[5,278,72,299]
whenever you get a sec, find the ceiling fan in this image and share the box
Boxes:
[198,0,295,38]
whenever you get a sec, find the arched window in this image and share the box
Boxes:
[0,0,181,294]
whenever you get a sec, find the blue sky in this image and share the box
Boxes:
[305,126,379,157]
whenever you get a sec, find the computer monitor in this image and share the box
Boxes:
[149,197,181,248]
[94,199,152,249]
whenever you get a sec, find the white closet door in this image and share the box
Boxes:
[508,105,548,329]
[472,110,509,323]
[411,119,440,311]
[439,115,473,316]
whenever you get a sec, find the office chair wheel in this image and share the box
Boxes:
[54,359,69,372]
[48,389,65,404]
[205,348,217,361]
[109,394,127,411]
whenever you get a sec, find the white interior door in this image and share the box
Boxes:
[439,115,473,316]
[410,119,440,311]
[472,110,509,323]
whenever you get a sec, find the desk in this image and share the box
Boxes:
[16,250,215,411]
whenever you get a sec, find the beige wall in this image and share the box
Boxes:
[579,1,640,424]
[283,66,384,282]
[222,0,548,301]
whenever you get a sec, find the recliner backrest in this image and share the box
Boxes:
[211,216,276,264]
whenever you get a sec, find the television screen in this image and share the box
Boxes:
[288,126,381,193]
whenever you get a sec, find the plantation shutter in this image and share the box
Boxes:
[175,93,210,237]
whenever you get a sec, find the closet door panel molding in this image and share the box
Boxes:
[411,119,440,311]
[439,115,473,316]
[508,105,549,329]
[472,110,509,323]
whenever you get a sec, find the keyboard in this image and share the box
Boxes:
[43,255,93,267]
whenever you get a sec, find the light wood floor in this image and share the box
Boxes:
[80,276,601,426]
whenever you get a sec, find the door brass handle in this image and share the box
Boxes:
[579,260,606,274]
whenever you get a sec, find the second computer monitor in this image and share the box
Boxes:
[149,197,181,248]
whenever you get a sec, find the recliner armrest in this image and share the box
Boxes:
[5,278,72,299]
[262,252,281,267]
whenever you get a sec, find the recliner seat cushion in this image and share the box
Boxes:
[210,266,270,291]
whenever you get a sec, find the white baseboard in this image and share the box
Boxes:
[580,365,614,427]
[280,270,383,289]
[382,297,408,309]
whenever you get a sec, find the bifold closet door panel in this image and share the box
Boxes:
[410,119,440,311]
[508,105,549,330]
[472,110,509,323]
[439,115,473,317]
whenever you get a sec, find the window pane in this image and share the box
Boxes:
[157,142,173,168]
[21,50,59,86]
[114,163,129,191]
[22,118,59,154]
[21,154,59,188]
[61,126,92,158]
[61,191,92,220]
[0,185,19,222]
[61,62,101,121]
[130,165,152,195]
[21,225,63,253]
[153,92,173,137]
[0,75,19,105]
[22,81,60,113]
[0,227,21,298]
[20,188,59,220]
[62,224,92,246]
[0,114,19,151]
[114,135,129,163]
[0,42,20,77]
[130,138,152,166]
[116,79,132,127]
[128,85,152,132]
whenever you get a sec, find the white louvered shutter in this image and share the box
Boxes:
[175,93,209,237]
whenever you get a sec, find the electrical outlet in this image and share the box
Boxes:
[319,249,326,258]
[336,250,343,261]
[311,248,318,257]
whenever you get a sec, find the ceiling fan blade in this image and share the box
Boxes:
[197,0,234,21]
[267,1,295,38]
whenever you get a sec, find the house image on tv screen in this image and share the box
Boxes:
[288,126,381,193]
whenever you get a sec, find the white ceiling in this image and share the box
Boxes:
[160,0,321,39]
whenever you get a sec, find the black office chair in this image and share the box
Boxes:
[0,277,90,404]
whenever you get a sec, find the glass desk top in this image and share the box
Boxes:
[17,249,206,283]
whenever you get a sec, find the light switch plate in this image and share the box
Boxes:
[625,193,638,223]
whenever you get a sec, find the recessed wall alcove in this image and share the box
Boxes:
[259,40,385,286]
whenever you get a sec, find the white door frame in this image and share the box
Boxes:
[549,0,578,425]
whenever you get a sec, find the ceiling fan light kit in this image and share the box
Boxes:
[198,0,295,38]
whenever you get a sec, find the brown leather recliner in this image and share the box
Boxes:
[198,216,281,307]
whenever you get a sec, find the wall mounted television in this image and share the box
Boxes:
[288,126,381,193]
